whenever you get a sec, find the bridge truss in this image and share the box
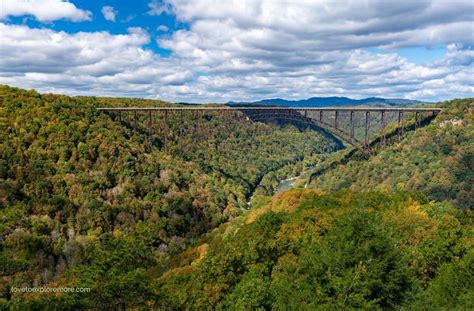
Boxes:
[97,107,442,155]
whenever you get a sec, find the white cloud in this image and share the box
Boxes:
[0,0,92,22]
[121,15,136,23]
[157,25,169,32]
[101,6,117,22]
[0,0,473,102]
[155,0,474,101]
[147,0,173,16]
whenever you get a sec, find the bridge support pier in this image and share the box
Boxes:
[350,111,355,143]
[164,110,168,153]
[381,110,386,149]
[335,111,339,129]
[180,110,184,137]
[398,111,404,141]
[365,111,370,148]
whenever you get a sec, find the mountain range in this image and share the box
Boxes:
[228,96,428,107]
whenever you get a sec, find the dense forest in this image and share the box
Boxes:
[307,98,473,209]
[1,86,472,309]
[156,190,472,310]
[0,85,339,308]
[154,97,473,309]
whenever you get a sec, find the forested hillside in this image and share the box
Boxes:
[151,99,472,310]
[0,85,339,308]
[1,86,472,309]
[2,0,472,308]
[153,191,472,309]
[307,98,473,209]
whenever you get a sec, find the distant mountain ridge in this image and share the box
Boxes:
[228,96,428,107]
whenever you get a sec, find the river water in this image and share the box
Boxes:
[247,165,314,207]
[274,164,315,192]
[275,177,297,192]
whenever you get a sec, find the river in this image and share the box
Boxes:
[246,164,314,207]
[274,164,314,192]
[275,177,298,192]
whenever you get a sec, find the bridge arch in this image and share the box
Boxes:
[247,114,363,150]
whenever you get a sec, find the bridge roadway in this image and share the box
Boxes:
[97,107,441,112]
[97,106,442,155]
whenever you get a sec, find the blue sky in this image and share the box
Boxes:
[365,47,448,65]
[5,0,446,64]
[0,0,473,102]
[5,0,185,56]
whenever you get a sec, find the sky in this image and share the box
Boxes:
[0,0,473,103]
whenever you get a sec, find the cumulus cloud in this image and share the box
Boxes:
[0,23,190,97]
[155,0,474,101]
[157,25,169,32]
[101,6,117,22]
[147,0,173,16]
[0,0,92,22]
[0,0,473,102]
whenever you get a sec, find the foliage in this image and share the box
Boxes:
[0,85,337,308]
[1,85,472,309]
[156,190,473,309]
[308,98,474,209]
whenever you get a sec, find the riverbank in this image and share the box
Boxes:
[246,157,323,208]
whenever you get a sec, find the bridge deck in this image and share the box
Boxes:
[97,107,442,112]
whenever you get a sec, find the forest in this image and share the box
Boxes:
[0,85,472,309]
[156,190,472,310]
[307,98,473,209]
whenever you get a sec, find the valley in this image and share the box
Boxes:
[1,1,473,309]
[0,86,472,309]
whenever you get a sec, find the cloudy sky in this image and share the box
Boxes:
[0,0,473,103]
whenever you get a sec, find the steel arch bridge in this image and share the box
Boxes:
[97,107,442,155]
